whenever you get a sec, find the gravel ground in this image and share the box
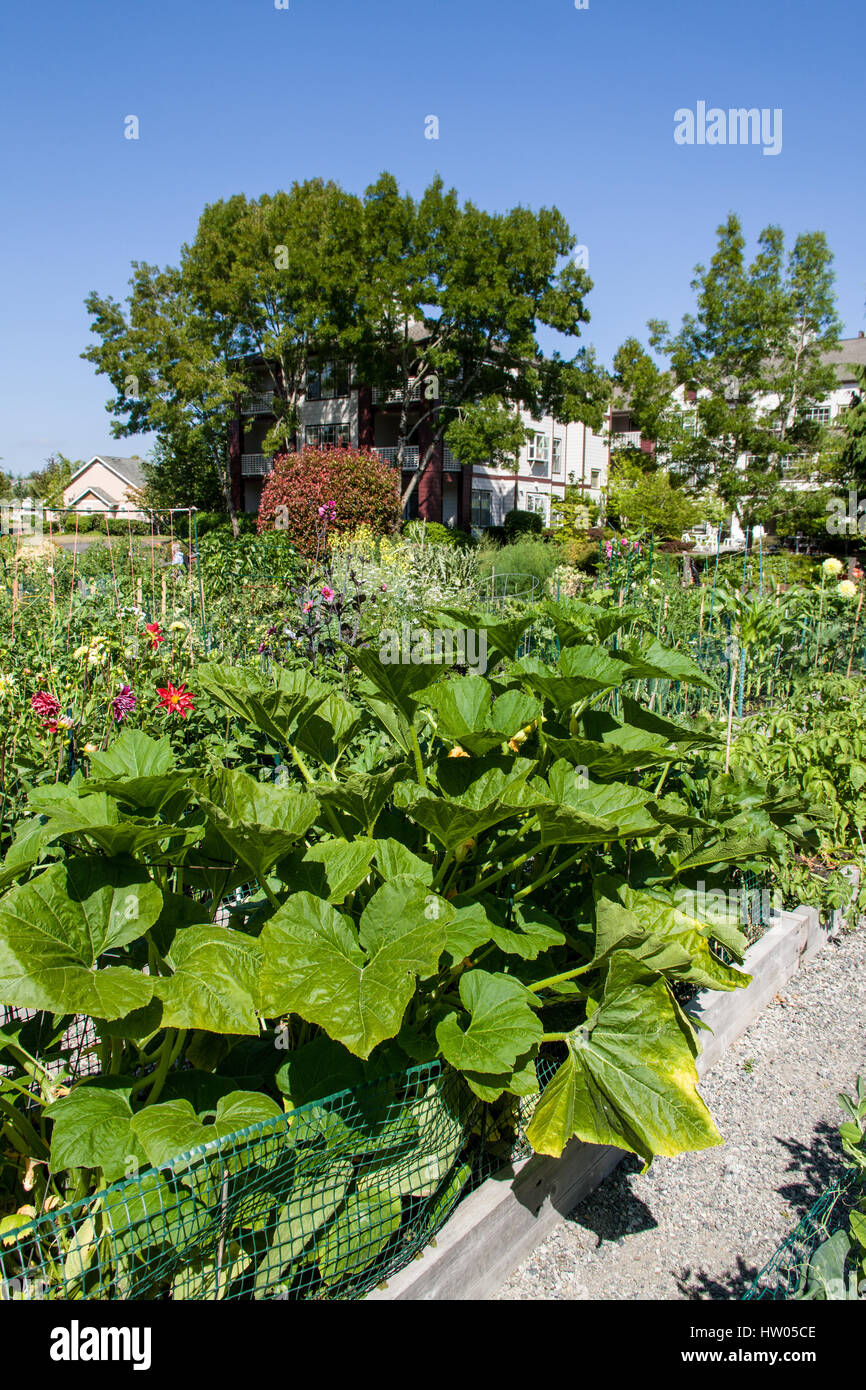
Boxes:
[496,926,866,1301]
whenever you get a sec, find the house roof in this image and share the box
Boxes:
[69,485,116,508]
[67,455,146,490]
[822,336,866,381]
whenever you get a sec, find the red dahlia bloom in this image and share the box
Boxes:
[157,682,195,717]
[145,623,164,650]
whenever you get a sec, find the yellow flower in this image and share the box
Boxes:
[448,745,470,758]
[823,557,844,577]
[837,579,858,599]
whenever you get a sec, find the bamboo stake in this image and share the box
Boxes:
[724,638,739,775]
[847,587,865,678]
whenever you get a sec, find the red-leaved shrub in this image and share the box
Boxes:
[257,446,402,555]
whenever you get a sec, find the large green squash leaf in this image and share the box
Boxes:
[436,970,542,1077]
[344,644,442,723]
[416,676,541,756]
[313,764,408,834]
[197,662,329,745]
[258,881,451,1058]
[280,838,376,903]
[526,953,722,1163]
[155,924,264,1034]
[23,791,174,858]
[0,858,159,1018]
[405,755,542,851]
[445,900,565,963]
[514,646,627,708]
[536,779,661,845]
[197,769,318,880]
[432,607,535,667]
[87,729,175,779]
[131,1092,284,1170]
[617,639,715,689]
[316,1189,403,1287]
[46,1083,146,1181]
[294,693,361,766]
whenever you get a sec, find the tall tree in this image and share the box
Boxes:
[184,182,366,457]
[648,215,841,531]
[356,175,608,508]
[83,262,246,536]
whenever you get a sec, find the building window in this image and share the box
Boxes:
[682,410,698,436]
[305,424,350,448]
[471,489,492,527]
[306,361,350,401]
[804,405,831,424]
[527,432,550,466]
[552,437,563,474]
[590,469,601,490]
[525,493,549,523]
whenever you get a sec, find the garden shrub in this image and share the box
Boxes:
[257,446,401,556]
[477,536,564,587]
[403,520,467,547]
[504,508,543,539]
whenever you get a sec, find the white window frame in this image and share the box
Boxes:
[527,431,550,465]
[552,437,563,474]
[525,492,549,523]
[305,423,350,448]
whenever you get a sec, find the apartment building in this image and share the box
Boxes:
[607,334,866,541]
[229,358,610,528]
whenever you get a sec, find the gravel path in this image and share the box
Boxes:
[496,925,866,1301]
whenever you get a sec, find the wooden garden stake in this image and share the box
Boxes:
[847,587,865,678]
[160,575,167,617]
[724,638,739,774]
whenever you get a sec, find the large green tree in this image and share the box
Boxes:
[355,174,610,508]
[648,215,841,531]
[83,261,246,535]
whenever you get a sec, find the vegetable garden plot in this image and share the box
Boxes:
[0,1063,481,1301]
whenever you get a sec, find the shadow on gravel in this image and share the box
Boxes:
[774,1120,844,1214]
[674,1256,760,1300]
[674,1119,846,1300]
[563,1155,657,1246]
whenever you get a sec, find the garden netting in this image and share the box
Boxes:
[0,1059,559,1302]
[743,1173,860,1300]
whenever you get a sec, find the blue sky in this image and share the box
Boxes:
[1,0,862,477]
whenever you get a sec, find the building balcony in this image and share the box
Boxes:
[241,392,275,415]
[374,446,420,469]
[610,431,644,451]
[241,454,274,476]
[371,380,423,405]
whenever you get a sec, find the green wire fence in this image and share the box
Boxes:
[0,1063,483,1302]
[744,1173,861,1301]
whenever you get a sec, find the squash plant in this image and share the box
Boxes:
[0,600,809,1289]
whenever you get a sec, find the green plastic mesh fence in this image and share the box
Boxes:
[743,1174,859,1300]
[0,1062,486,1302]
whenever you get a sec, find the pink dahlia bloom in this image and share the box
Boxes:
[30,691,61,724]
[111,686,137,723]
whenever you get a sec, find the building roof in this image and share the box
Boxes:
[67,455,146,490]
[822,335,866,381]
[69,485,116,508]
